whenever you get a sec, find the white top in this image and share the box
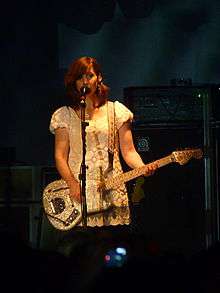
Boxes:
[50,101,133,227]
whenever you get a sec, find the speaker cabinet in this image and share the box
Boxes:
[126,125,206,256]
[0,205,30,242]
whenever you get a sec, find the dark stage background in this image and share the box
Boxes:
[0,0,220,256]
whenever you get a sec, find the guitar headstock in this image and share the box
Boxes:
[172,148,203,165]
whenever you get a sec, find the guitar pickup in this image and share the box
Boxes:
[50,197,65,214]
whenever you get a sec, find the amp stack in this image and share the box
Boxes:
[123,84,220,256]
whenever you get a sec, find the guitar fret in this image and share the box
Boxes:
[157,155,173,167]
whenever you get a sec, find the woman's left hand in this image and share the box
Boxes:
[143,163,158,177]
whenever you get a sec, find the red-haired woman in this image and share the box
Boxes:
[50,56,157,229]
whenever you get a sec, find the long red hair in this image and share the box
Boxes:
[64,56,109,109]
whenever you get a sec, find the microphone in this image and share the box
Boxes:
[80,85,90,96]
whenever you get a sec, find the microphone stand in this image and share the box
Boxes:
[79,91,89,228]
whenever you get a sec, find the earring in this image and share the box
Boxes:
[97,81,102,95]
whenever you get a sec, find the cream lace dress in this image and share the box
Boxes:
[50,101,133,227]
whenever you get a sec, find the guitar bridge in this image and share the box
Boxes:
[64,208,80,226]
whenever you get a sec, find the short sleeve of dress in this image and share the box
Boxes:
[49,106,70,134]
[114,101,134,130]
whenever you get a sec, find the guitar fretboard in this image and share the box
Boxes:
[105,154,174,190]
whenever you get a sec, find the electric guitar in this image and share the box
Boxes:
[43,148,203,231]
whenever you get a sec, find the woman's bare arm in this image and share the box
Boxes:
[54,128,81,201]
[119,122,157,174]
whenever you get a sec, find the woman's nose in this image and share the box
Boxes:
[82,75,89,84]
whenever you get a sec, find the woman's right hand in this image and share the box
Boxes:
[69,180,81,203]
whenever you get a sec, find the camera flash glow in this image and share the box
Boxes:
[116,247,127,255]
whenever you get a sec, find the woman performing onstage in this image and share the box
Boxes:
[48,56,157,255]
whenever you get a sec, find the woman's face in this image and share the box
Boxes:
[75,68,101,95]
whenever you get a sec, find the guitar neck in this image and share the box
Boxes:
[105,154,174,190]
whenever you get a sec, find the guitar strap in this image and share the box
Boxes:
[107,101,118,172]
